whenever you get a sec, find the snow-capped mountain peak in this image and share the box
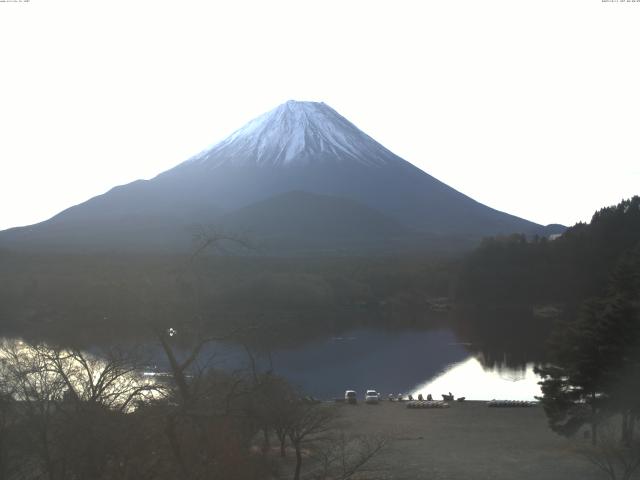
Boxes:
[188,100,402,168]
[0,99,546,253]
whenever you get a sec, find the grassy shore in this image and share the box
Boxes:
[337,400,599,480]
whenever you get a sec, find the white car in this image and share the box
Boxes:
[345,390,358,404]
[365,390,380,404]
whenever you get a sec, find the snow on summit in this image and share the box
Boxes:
[0,99,547,252]
[188,100,403,168]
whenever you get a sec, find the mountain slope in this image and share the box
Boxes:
[0,100,550,253]
[218,190,413,253]
[161,101,541,235]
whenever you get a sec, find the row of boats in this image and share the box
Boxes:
[487,400,538,408]
[406,399,538,409]
[406,400,450,409]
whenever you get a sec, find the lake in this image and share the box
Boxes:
[159,326,543,401]
[2,324,544,402]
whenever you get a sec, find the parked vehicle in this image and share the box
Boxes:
[345,390,358,404]
[365,390,380,404]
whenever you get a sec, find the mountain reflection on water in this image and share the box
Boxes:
[2,322,545,401]
[412,357,541,401]
[194,327,543,401]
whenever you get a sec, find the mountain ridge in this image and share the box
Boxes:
[0,100,559,254]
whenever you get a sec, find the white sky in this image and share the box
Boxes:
[1,0,639,231]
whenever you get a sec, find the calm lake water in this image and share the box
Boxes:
[182,327,543,401]
[3,326,543,401]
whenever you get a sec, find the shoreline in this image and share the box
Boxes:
[336,400,598,480]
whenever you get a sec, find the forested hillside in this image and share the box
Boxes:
[0,251,454,346]
[457,196,640,306]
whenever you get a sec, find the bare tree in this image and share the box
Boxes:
[267,380,298,458]
[155,327,267,480]
[0,355,18,480]
[42,345,161,412]
[156,326,248,411]
[287,402,338,480]
[0,339,164,480]
[240,369,297,458]
[139,229,264,480]
[576,418,640,480]
[0,340,68,480]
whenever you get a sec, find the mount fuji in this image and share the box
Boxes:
[0,100,558,254]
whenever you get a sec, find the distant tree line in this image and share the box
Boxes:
[0,250,454,348]
[456,196,640,307]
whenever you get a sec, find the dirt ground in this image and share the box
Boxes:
[336,401,601,480]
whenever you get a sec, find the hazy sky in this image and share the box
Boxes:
[1,0,639,230]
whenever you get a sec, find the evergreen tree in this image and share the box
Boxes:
[536,245,640,445]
